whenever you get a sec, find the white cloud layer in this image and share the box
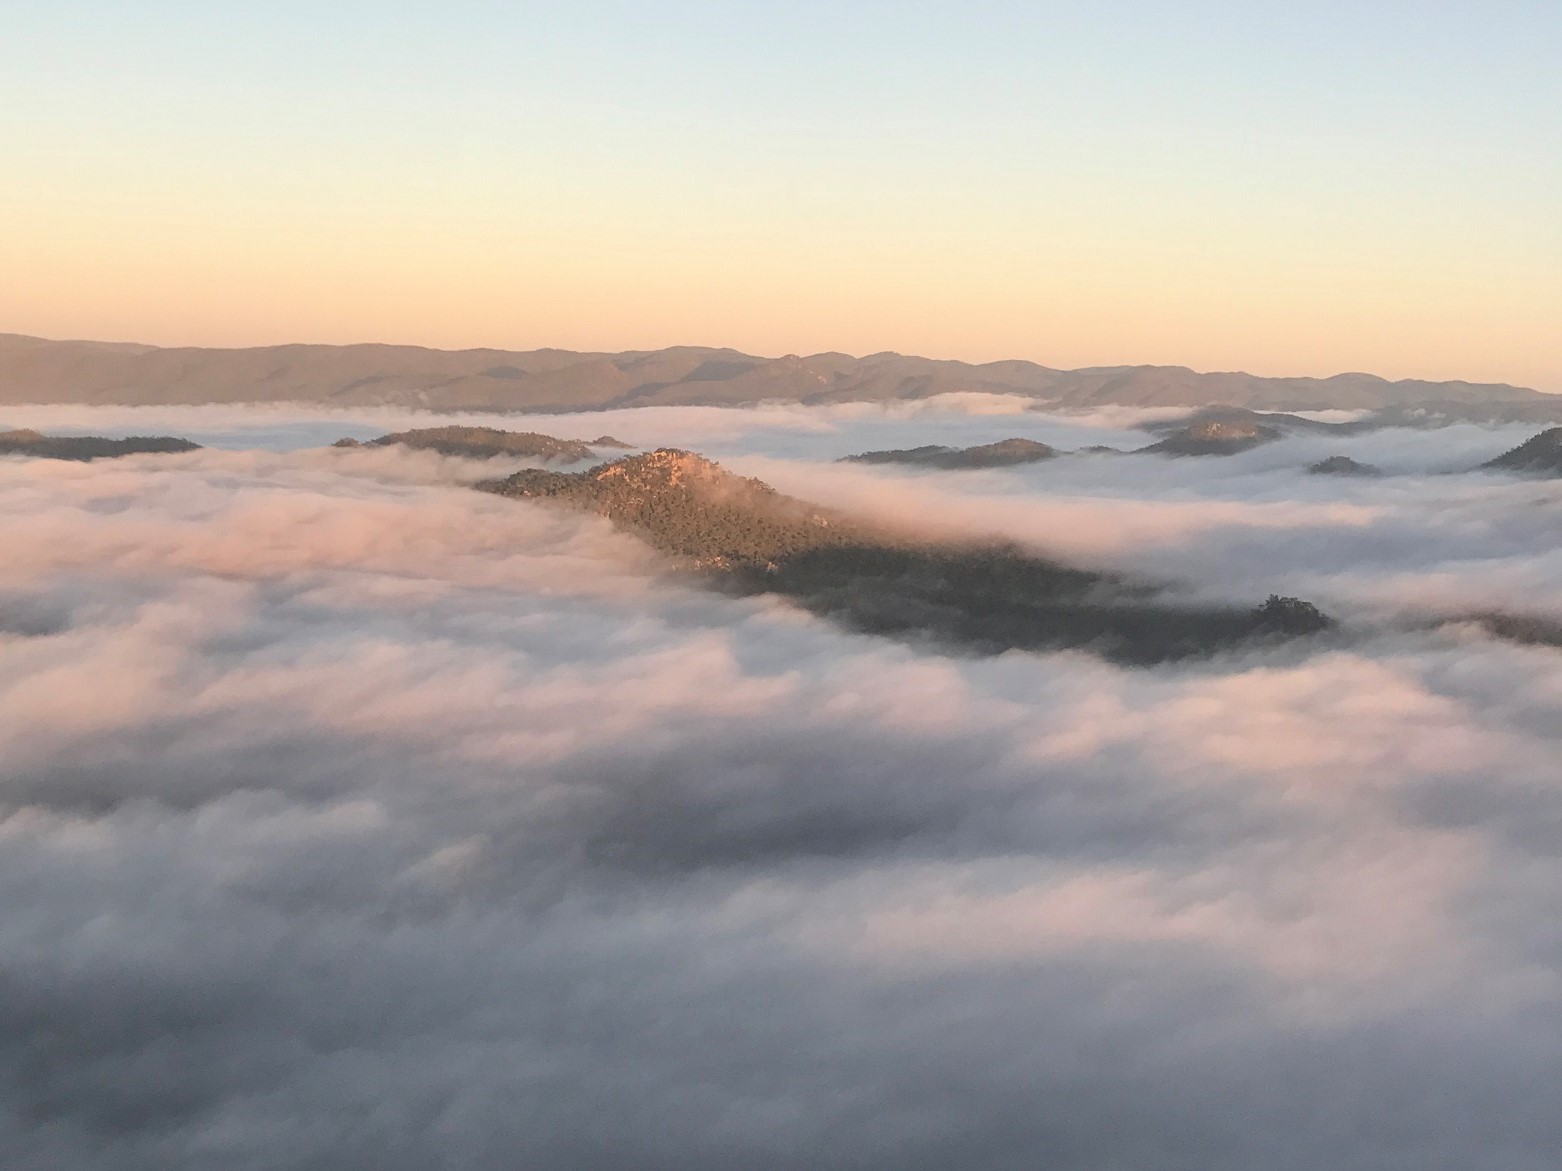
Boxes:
[0,408,1559,1169]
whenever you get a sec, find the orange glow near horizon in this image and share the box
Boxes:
[5,212,1556,390]
[4,4,1558,391]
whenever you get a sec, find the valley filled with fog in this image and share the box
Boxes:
[3,398,1561,1169]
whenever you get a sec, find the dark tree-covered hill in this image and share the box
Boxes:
[842,438,1057,469]
[0,429,199,461]
[481,449,1334,664]
[1135,419,1283,457]
[334,426,631,462]
[1482,428,1562,476]
[1308,456,1382,476]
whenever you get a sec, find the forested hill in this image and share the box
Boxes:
[334,426,630,462]
[483,449,865,570]
[1482,428,1562,476]
[480,449,1333,664]
[0,429,200,460]
[842,438,1057,469]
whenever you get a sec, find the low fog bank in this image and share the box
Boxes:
[11,401,1562,627]
[0,397,1525,468]
[0,442,1560,1168]
[723,420,1562,623]
[0,397,1218,460]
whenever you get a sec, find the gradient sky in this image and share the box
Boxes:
[3,1,1559,388]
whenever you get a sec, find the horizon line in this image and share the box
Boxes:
[2,331,1546,396]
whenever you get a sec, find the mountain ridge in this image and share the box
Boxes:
[478,448,1334,663]
[0,333,1548,412]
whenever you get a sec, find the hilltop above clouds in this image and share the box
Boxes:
[0,333,1550,413]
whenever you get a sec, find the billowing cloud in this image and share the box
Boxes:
[0,409,1559,1169]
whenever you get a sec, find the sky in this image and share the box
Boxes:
[2,1,1559,388]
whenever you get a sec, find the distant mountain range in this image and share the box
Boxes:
[0,333,1552,413]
